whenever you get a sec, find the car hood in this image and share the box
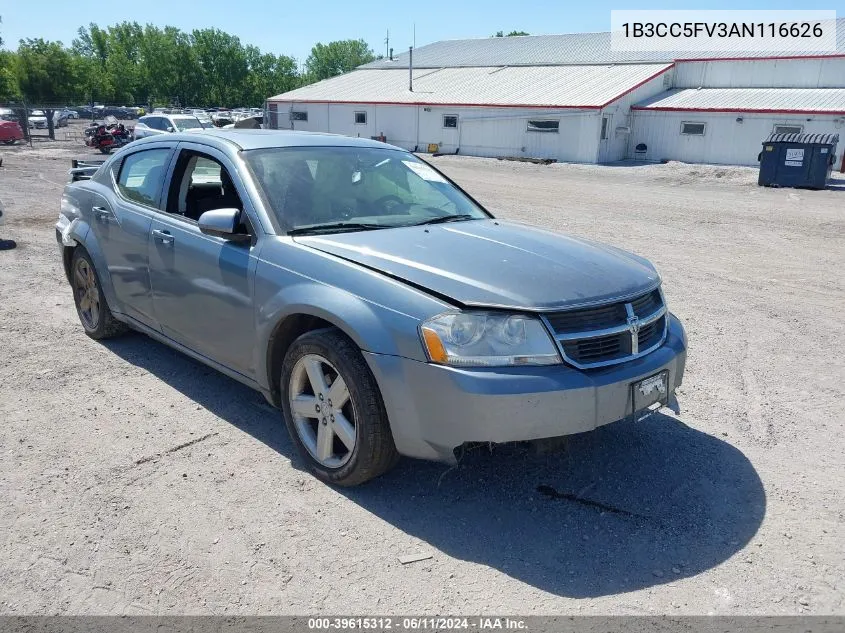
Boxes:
[294,219,660,311]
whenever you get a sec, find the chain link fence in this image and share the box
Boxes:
[0,102,143,146]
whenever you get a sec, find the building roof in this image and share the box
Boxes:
[269,64,673,109]
[363,20,845,69]
[632,88,845,114]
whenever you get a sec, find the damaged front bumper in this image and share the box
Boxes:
[365,313,687,463]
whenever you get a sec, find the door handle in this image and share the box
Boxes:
[152,229,174,246]
[92,206,112,222]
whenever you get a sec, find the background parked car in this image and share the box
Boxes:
[0,107,20,122]
[0,120,24,144]
[28,110,47,129]
[102,106,134,120]
[53,111,70,128]
[132,114,204,139]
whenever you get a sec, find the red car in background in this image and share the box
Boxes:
[0,120,25,145]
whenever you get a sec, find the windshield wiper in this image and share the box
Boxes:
[287,222,387,236]
[410,214,477,226]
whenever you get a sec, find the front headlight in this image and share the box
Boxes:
[419,311,561,367]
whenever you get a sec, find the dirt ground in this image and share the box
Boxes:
[0,138,843,616]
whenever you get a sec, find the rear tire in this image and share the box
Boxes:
[280,328,399,486]
[70,248,128,340]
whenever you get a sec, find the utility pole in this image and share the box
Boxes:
[385,29,389,59]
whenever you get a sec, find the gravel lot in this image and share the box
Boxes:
[0,140,843,616]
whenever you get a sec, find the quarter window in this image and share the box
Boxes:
[527,120,559,133]
[443,114,458,129]
[354,111,367,124]
[117,149,171,208]
[680,122,706,136]
[773,124,803,135]
[290,111,308,121]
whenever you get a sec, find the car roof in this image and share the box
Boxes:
[132,129,402,151]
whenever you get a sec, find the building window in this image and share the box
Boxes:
[600,117,609,140]
[290,111,307,121]
[680,122,706,136]
[773,124,803,135]
[443,114,458,129]
[354,111,367,124]
[527,119,559,133]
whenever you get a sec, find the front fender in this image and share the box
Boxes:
[255,281,428,391]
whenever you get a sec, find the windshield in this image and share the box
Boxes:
[244,146,490,233]
[173,117,203,131]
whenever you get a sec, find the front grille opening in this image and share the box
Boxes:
[546,303,627,333]
[562,333,629,364]
[546,288,666,368]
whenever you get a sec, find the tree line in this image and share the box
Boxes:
[0,20,377,107]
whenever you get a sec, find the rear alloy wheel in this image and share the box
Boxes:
[281,329,399,486]
[71,249,127,339]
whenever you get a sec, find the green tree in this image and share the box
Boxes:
[0,51,19,100]
[493,30,530,37]
[244,46,299,105]
[0,17,22,100]
[305,39,375,81]
[9,20,306,107]
[14,38,82,103]
[191,28,249,106]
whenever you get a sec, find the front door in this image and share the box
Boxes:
[147,144,260,378]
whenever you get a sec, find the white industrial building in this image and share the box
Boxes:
[267,23,845,166]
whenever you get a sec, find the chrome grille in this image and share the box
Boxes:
[542,288,667,369]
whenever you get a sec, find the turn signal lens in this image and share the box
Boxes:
[421,326,448,364]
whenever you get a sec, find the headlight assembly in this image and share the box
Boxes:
[419,311,561,367]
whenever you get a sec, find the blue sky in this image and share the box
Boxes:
[1,0,841,65]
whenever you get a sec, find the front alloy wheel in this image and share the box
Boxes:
[289,354,357,468]
[280,329,399,486]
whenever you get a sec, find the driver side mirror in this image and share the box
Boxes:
[167,126,175,133]
[198,208,251,242]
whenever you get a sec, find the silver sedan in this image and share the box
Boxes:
[56,130,686,485]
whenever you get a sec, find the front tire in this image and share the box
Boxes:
[70,248,128,340]
[280,329,399,486]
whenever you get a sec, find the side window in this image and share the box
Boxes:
[170,151,244,222]
[117,149,171,208]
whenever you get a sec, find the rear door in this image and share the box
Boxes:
[147,142,261,377]
[89,143,176,329]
